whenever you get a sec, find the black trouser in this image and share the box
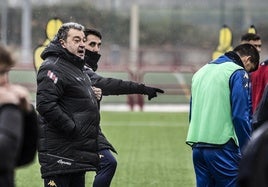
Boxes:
[93,149,117,187]
[0,171,14,187]
[44,172,85,187]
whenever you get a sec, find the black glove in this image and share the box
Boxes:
[144,86,164,100]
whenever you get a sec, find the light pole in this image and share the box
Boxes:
[1,0,7,45]
[220,0,225,26]
[21,0,32,63]
[129,3,139,73]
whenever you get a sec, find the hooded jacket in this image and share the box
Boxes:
[36,40,100,178]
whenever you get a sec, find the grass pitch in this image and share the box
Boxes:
[15,111,195,187]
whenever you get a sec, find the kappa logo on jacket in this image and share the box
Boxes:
[47,70,58,84]
[243,72,249,88]
[47,180,57,187]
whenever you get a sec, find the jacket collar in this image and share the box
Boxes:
[224,51,244,68]
[41,39,85,70]
[210,51,245,69]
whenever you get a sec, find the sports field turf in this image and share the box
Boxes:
[15,111,195,187]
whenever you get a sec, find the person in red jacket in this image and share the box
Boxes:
[240,33,267,112]
[251,59,268,113]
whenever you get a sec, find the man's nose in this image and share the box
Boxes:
[80,40,85,47]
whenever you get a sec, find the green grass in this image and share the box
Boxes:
[15,111,195,187]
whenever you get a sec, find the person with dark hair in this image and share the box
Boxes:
[83,28,164,187]
[83,28,102,72]
[240,33,262,53]
[0,45,38,187]
[36,22,101,187]
[186,43,259,187]
[241,33,268,113]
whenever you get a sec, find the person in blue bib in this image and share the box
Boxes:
[186,43,259,187]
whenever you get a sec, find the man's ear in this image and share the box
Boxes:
[246,56,252,64]
[241,56,251,64]
[59,39,65,48]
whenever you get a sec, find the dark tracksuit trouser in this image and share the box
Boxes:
[44,172,85,187]
[93,149,117,187]
[192,139,241,187]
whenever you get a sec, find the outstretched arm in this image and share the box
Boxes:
[86,69,164,100]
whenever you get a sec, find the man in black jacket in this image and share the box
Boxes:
[0,45,38,187]
[36,22,100,187]
[84,28,164,187]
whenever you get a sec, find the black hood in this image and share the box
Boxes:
[84,49,101,72]
[41,38,85,69]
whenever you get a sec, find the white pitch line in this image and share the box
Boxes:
[100,104,189,112]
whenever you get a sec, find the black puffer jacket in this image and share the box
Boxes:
[0,104,38,187]
[36,41,100,178]
[84,67,146,153]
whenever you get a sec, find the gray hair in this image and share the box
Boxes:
[56,22,85,41]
